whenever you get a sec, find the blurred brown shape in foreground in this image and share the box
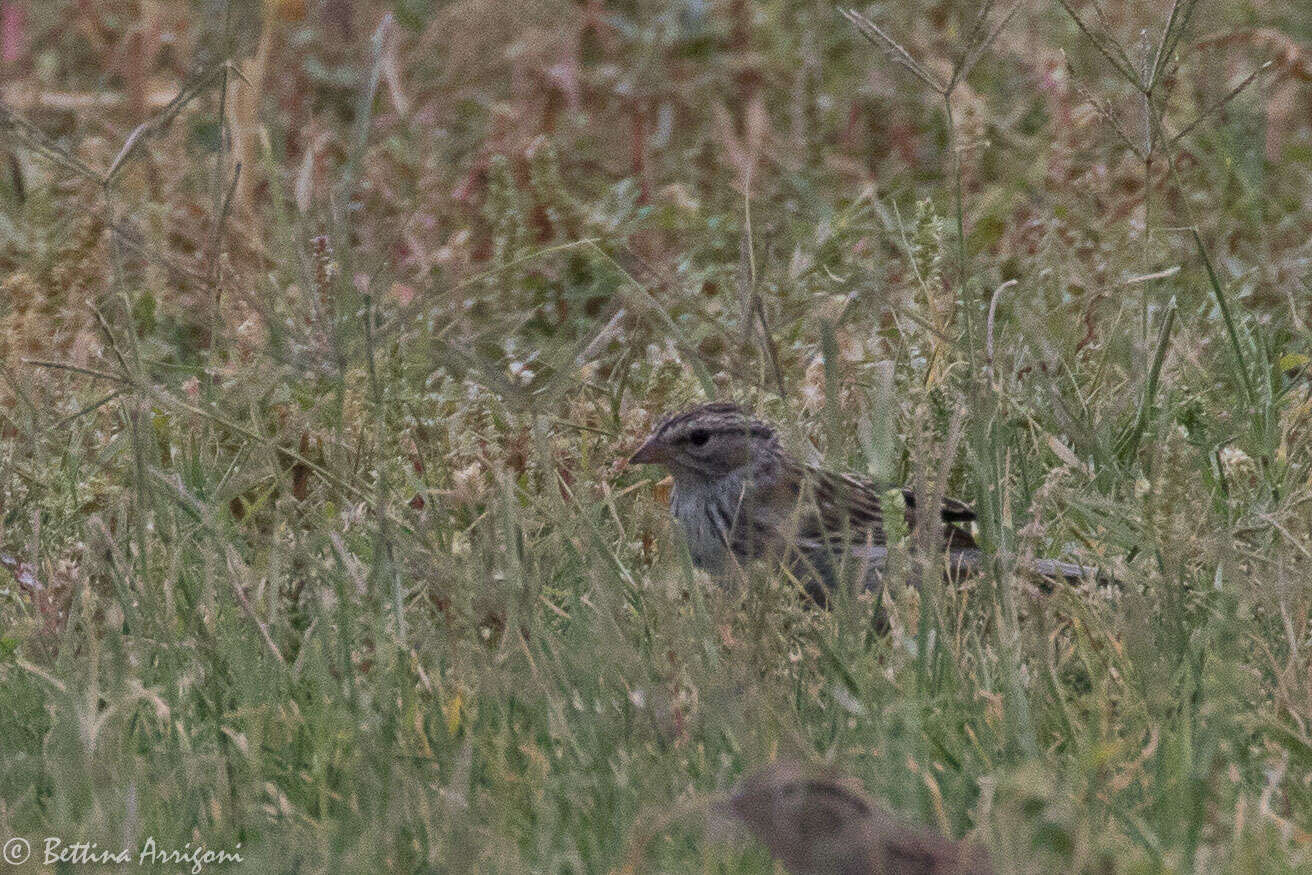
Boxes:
[726,760,995,875]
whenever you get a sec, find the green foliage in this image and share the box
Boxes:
[1,0,1310,872]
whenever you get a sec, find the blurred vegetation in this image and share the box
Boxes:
[1,0,1311,871]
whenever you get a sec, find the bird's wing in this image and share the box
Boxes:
[782,462,977,552]
[902,485,976,523]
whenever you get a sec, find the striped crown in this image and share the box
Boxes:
[652,402,776,445]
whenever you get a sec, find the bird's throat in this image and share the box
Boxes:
[668,469,750,573]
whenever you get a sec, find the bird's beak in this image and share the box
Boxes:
[628,436,669,466]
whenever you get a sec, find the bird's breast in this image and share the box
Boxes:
[669,483,730,571]
[669,475,787,572]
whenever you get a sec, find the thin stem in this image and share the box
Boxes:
[944,95,977,380]
[842,8,946,94]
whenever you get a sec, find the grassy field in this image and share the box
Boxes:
[2,1,1311,871]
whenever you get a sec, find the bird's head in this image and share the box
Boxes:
[628,402,778,483]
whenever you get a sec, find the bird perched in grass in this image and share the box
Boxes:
[629,402,1103,604]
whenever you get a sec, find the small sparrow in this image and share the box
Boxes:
[725,759,995,875]
[629,402,1100,603]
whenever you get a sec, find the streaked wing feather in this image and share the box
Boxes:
[784,461,977,552]
[908,487,976,522]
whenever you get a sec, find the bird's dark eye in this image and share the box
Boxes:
[688,429,710,447]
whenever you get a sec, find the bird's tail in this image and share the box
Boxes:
[845,546,1116,589]
[1028,557,1107,583]
[949,550,1115,588]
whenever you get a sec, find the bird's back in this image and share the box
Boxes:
[755,458,978,557]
